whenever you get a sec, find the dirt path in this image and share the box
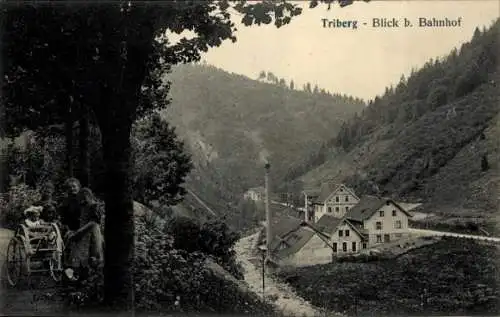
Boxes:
[235,233,339,317]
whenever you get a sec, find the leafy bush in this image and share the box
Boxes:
[165,215,244,280]
[60,215,277,315]
[0,184,41,229]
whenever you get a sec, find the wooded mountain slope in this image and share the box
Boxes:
[297,20,500,231]
[162,64,364,228]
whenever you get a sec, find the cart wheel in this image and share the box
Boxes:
[6,237,30,287]
[49,252,63,282]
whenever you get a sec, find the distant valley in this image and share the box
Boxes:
[162,64,365,229]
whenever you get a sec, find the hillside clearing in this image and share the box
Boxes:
[277,237,500,316]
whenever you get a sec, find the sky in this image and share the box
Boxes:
[199,0,499,101]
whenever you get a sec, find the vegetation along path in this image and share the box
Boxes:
[235,233,342,317]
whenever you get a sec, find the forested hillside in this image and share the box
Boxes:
[296,20,500,232]
[162,64,364,229]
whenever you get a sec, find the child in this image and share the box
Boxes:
[23,205,58,254]
[24,205,44,228]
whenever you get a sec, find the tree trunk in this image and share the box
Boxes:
[91,20,154,311]
[65,97,74,177]
[100,115,135,312]
[78,104,90,187]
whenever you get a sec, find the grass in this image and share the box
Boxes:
[276,237,500,316]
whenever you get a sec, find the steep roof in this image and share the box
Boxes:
[259,204,304,250]
[315,183,343,203]
[314,214,343,233]
[307,214,367,240]
[344,195,413,222]
[275,227,316,258]
[309,183,357,204]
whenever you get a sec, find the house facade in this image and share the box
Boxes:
[263,213,370,267]
[328,220,368,255]
[303,183,360,222]
[344,195,412,246]
[243,187,266,202]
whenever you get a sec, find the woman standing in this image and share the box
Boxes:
[60,178,104,280]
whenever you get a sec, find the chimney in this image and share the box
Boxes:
[265,162,272,260]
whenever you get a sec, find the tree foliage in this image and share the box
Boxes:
[131,113,193,206]
[1,0,366,310]
[165,216,243,279]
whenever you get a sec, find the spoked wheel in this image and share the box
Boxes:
[6,237,30,287]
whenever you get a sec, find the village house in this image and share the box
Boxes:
[255,194,413,267]
[243,186,266,202]
[303,183,360,222]
[343,195,413,246]
[258,212,369,267]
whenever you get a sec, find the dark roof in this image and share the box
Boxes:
[315,183,342,203]
[275,227,316,258]
[258,204,304,251]
[309,183,357,204]
[313,214,343,233]
[306,214,368,241]
[344,195,412,222]
[257,205,314,258]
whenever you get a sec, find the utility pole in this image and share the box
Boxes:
[265,162,271,260]
[258,245,267,298]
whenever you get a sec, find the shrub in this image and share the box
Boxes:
[166,215,244,280]
[60,215,277,315]
[0,184,41,229]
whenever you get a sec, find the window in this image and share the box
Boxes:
[345,230,350,237]
[392,209,397,217]
[342,242,347,252]
[384,234,390,243]
[335,196,340,202]
[352,242,357,252]
[395,220,402,229]
[362,243,367,249]
[332,242,337,252]
[375,221,382,230]
[345,206,349,212]
[339,230,343,237]
[345,196,349,202]
[379,210,384,217]
[376,235,382,243]
[335,207,339,212]
[328,207,332,213]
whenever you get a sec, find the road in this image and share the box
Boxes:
[408,228,500,243]
[234,232,336,317]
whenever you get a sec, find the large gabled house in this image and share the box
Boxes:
[343,195,413,246]
[303,183,360,222]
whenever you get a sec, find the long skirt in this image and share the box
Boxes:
[65,222,104,268]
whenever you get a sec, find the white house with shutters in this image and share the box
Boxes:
[302,183,360,222]
[343,195,413,246]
